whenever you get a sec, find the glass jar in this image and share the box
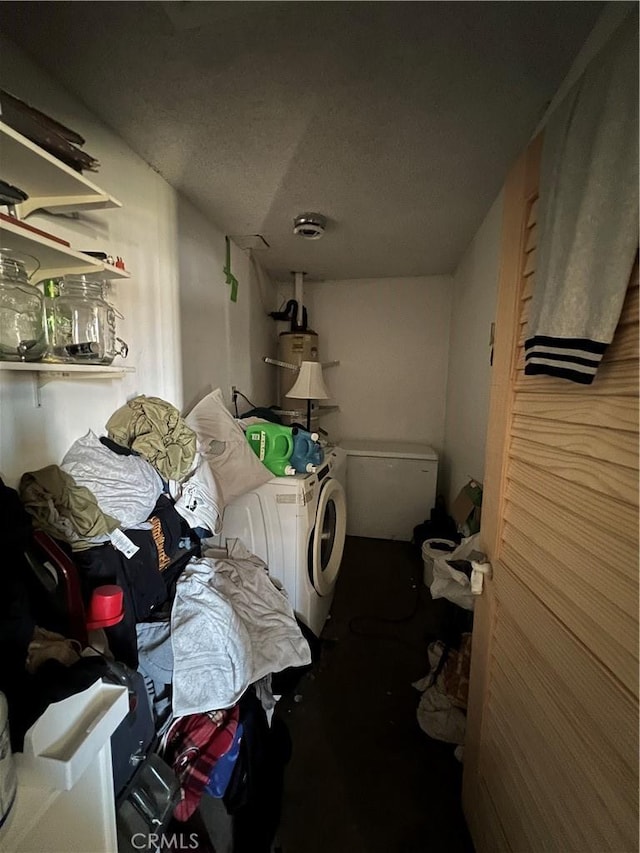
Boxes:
[42,278,64,363]
[52,275,111,363]
[100,282,128,365]
[0,249,46,362]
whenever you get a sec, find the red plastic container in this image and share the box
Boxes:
[86,584,125,630]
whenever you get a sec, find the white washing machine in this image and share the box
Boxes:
[218,446,347,637]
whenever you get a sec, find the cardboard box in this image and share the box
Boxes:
[451,479,483,533]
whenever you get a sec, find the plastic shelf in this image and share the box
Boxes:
[0,681,128,852]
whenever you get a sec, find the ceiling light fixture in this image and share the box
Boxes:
[293,212,327,240]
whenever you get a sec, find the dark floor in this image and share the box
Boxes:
[275,536,475,853]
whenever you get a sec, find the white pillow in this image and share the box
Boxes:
[185,388,271,508]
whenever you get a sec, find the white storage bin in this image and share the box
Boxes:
[20,680,128,790]
[1,680,128,853]
[422,538,457,586]
[341,439,438,541]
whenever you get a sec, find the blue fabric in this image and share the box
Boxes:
[205,722,243,798]
[191,526,213,540]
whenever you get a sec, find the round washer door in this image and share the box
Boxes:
[310,477,347,596]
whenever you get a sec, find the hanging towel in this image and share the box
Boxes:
[525,13,639,384]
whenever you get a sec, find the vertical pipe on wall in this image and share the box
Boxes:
[294,271,304,327]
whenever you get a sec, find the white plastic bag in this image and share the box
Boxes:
[429,533,484,610]
[62,430,164,529]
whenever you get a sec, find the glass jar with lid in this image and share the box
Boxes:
[42,277,64,363]
[0,249,46,362]
[100,282,128,365]
[52,275,111,363]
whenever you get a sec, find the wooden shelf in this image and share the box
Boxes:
[0,362,134,376]
[0,121,122,217]
[0,120,132,407]
[0,217,130,281]
[0,361,135,405]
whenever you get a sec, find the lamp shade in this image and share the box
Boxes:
[287,361,330,400]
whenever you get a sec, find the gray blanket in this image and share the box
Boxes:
[171,539,311,715]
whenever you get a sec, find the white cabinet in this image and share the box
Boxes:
[341,439,438,541]
[0,681,128,853]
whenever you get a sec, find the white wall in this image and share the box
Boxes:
[279,276,453,454]
[0,37,276,487]
[176,207,277,414]
[441,193,503,508]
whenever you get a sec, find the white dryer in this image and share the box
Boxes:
[218,446,347,637]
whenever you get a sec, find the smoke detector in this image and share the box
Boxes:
[293,212,327,240]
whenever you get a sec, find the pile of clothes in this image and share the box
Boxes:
[136,538,310,826]
[412,633,472,753]
[3,391,312,850]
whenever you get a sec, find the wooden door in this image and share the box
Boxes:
[462,136,639,852]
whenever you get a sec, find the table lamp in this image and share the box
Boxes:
[287,361,330,430]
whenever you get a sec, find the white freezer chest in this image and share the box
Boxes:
[341,439,438,541]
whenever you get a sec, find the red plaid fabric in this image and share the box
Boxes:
[162,705,240,821]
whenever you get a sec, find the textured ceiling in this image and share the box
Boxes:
[0,2,602,281]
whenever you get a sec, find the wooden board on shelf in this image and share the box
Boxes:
[0,121,122,217]
[0,217,130,281]
[0,362,134,375]
[0,212,70,246]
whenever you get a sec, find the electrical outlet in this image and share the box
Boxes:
[230,385,238,401]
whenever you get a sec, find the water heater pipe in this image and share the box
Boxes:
[294,271,304,328]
